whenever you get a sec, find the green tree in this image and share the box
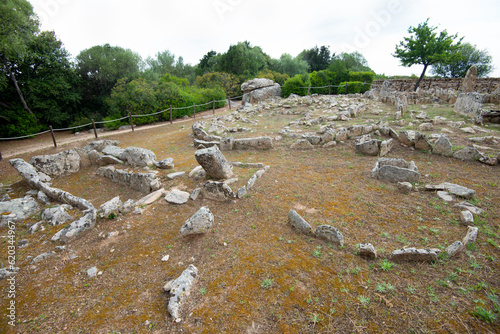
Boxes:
[145,50,195,82]
[298,45,332,72]
[195,72,241,97]
[393,18,463,91]
[217,41,270,77]
[329,52,373,73]
[431,42,493,78]
[0,0,39,121]
[269,53,309,77]
[197,50,218,75]
[75,44,142,117]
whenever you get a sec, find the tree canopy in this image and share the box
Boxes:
[393,18,463,90]
[298,45,332,72]
[329,52,373,73]
[431,42,493,78]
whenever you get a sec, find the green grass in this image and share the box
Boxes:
[472,306,497,323]
[261,278,273,289]
[379,259,396,272]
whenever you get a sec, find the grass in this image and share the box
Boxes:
[379,259,396,272]
[472,306,497,323]
[261,278,273,290]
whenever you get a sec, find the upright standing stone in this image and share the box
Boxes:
[194,146,234,180]
[462,65,477,93]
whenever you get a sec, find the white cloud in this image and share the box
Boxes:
[30,0,500,76]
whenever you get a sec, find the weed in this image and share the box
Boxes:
[261,278,273,289]
[472,306,497,323]
[200,287,207,295]
[309,312,321,324]
[379,259,396,272]
[406,285,417,294]
[376,282,395,293]
[358,295,370,307]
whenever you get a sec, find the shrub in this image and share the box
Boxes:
[281,74,310,97]
[195,72,242,98]
[256,69,290,86]
[337,81,371,94]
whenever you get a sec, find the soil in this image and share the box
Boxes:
[0,96,499,334]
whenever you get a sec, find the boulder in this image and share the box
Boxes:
[288,210,312,234]
[453,147,482,161]
[314,225,344,246]
[379,139,394,157]
[454,92,483,124]
[391,248,439,262]
[233,136,273,150]
[461,65,477,93]
[0,196,40,226]
[29,150,81,177]
[290,139,314,150]
[372,158,420,183]
[463,226,479,246]
[432,136,453,156]
[241,78,281,104]
[200,181,235,201]
[220,137,234,151]
[41,205,73,226]
[414,132,432,151]
[102,145,125,160]
[355,138,381,156]
[398,130,415,146]
[82,140,120,152]
[397,182,413,194]
[96,155,123,166]
[357,243,377,259]
[461,211,474,224]
[165,189,190,205]
[122,147,157,167]
[446,241,464,257]
[194,146,234,180]
[180,207,214,236]
[99,196,122,219]
[164,264,199,321]
[155,158,175,170]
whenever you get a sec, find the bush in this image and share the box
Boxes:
[281,74,310,97]
[256,69,290,86]
[195,72,242,98]
[337,81,369,94]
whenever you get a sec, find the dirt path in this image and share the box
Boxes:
[0,104,238,159]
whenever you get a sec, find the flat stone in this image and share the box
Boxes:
[461,211,474,224]
[446,241,464,257]
[200,181,235,202]
[290,139,314,150]
[156,158,174,169]
[31,251,56,264]
[314,225,344,246]
[454,201,484,216]
[437,191,455,202]
[167,172,185,180]
[164,264,199,321]
[0,196,40,225]
[288,210,312,234]
[190,188,201,201]
[165,189,190,205]
[102,145,125,159]
[379,139,394,157]
[99,196,122,219]
[453,147,482,161]
[357,243,377,259]
[87,267,98,277]
[41,205,73,226]
[237,186,247,198]
[390,248,439,262]
[135,188,165,207]
[180,207,214,236]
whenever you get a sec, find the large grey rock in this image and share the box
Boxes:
[155,158,175,170]
[96,155,124,166]
[52,209,97,243]
[192,121,210,140]
[433,136,453,156]
[290,139,314,150]
[0,196,40,225]
[164,264,199,321]
[438,183,476,199]
[372,158,420,183]
[446,241,464,257]
[242,78,281,104]
[41,205,72,226]
[454,92,483,124]
[97,166,161,193]
[29,150,81,177]
[463,226,479,246]
[414,132,432,151]
[314,225,344,246]
[357,243,377,259]
[220,137,234,151]
[454,201,484,215]
[180,207,214,236]
[102,145,125,159]
[165,189,190,205]
[379,139,394,157]
[399,130,416,146]
[82,140,120,152]
[99,196,122,219]
[288,210,312,234]
[122,147,157,167]
[200,181,235,201]
[453,147,482,161]
[391,248,439,262]
[233,137,274,150]
[241,78,274,91]
[135,188,165,207]
[397,182,413,194]
[355,137,380,156]
[195,146,234,180]
[461,65,477,93]
[37,191,50,205]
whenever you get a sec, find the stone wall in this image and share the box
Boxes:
[371,78,500,94]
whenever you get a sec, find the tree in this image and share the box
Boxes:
[298,45,332,72]
[217,41,270,77]
[329,52,373,73]
[75,44,141,117]
[0,0,39,121]
[197,50,218,75]
[269,53,309,77]
[144,50,195,82]
[431,43,493,78]
[393,18,463,91]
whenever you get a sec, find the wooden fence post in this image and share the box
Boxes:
[228,98,231,110]
[307,86,311,96]
[328,84,331,95]
[345,83,348,94]
[193,103,196,118]
[212,99,215,114]
[129,112,134,132]
[49,125,57,148]
[170,105,173,124]
[91,119,98,139]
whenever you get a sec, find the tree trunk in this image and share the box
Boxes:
[414,64,428,91]
[2,56,37,122]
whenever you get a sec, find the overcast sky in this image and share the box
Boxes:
[31,0,500,77]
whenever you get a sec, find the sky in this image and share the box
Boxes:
[30,0,500,77]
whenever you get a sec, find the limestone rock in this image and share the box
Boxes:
[165,189,190,205]
[314,225,344,246]
[167,172,185,180]
[241,78,281,104]
[414,132,432,151]
[453,147,482,161]
[372,158,420,183]
[437,191,455,202]
[119,199,135,213]
[99,196,122,219]
[135,189,165,207]
[454,92,483,125]
[355,136,381,156]
[156,158,174,169]
[454,201,484,215]
[41,205,72,226]
[194,146,234,180]
[122,147,157,167]
[233,137,273,150]
[220,137,234,151]
[461,211,474,224]
[379,139,394,157]
[397,182,413,194]
[446,241,464,257]
[461,65,477,93]
[0,196,40,225]
[180,207,214,236]
[425,182,476,199]
[164,264,199,321]
[398,130,415,146]
[463,226,479,246]
[237,186,247,198]
[190,188,201,201]
[37,191,50,205]
[200,181,235,201]
[31,251,56,264]
[357,243,377,259]
[288,210,312,234]
[290,139,314,150]
[96,155,124,166]
[82,140,120,152]
[29,150,81,177]
[433,136,453,156]
[391,248,439,262]
[419,123,434,131]
[102,145,125,160]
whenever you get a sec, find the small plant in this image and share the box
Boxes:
[312,248,322,258]
[472,306,497,323]
[376,282,395,293]
[379,259,396,272]
[309,312,321,324]
[406,285,417,294]
[107,212,117,220]
[358,295,370,307]
[261,278,273,289]
[200,287,207,295]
